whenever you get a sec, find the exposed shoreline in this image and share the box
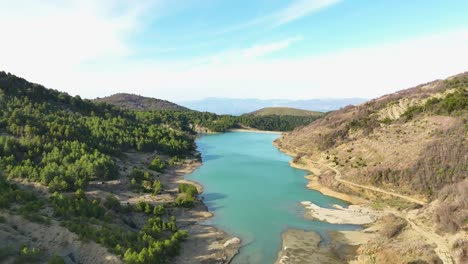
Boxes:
[195,132,377,263]
[174,157,241,264]
[272,141,365,204]
[272,141,463,264]
[272,141,379,263]
[90,150,241,264]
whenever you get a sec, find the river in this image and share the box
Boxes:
[187,131,359,264]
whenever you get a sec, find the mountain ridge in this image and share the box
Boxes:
[247,107,323,117]
[178,97,367,115]
[95,93,189,111]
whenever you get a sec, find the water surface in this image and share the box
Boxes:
[187,132,358,264]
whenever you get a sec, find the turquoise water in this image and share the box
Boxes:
[187,132,359,264]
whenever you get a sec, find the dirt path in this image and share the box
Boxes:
[309,160,427,205]
[404,211,455,264]
[310,160,454,264]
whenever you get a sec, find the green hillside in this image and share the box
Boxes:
[95,93,189,111]
[0,71,312,263]
[0,71,200,263]
[249,107,323,117]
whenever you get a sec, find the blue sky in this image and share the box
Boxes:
[1,0,468,101]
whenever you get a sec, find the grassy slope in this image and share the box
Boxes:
[248,107,323,117]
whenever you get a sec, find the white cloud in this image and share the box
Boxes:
[242,36,303,59]
[0,0,154,95]
[1,1,467,103]
[203,35,303,64]
[0,1,136,63]
[71,29,468,101]
[273,0,342,27]
[211,0,342,35]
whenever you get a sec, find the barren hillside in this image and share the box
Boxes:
[276,72,468,263]
[277,72,467,198]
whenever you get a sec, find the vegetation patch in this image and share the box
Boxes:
[175,183,199,208]
[402,77,467,121]
[149,156,167,172]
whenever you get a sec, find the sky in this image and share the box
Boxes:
[1,0,468,101]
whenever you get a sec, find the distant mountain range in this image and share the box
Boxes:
[247,107,323,117]
[178,98,367,115]
[94,93,189,111]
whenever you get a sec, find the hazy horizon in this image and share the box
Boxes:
[177,97,367,115]
[1,0,468,101]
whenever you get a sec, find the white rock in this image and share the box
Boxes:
[223,237,241,248]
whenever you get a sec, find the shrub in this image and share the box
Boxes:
[149,156,166,172]
[169,156,181,166]
[153,205,165,216]
[16,246,43,263]
[152,180,163,195]
[178,183,198,196]
[175,193,196,208]
[433,181,468,233]
[104,195,121,212]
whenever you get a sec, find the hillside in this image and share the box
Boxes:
[0,72,238,263]
[94,95,320,132]
[95,93,189,111]
[275,72,467,263]
[248,107,323,117]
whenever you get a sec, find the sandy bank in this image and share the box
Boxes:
[301,201,378,225]
[275,229,361,264]
[164,159,241,264]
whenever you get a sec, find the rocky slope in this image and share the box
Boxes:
[276,72,467,263]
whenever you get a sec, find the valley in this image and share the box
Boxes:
[0,71,466,264]
[2,1,467,264]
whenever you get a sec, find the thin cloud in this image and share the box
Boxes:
[242,36,304,59]
[211,0,342,36]
[202,35,303,65]
[59,29,468,101]
[273,0,342,27]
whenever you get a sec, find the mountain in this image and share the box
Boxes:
[178,98,367,115]
[95,93,189,111]
[276,72,467,263]
[0,72,237,263]
[248,107,323,117]
[277,73,467,197]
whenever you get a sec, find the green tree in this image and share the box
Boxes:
[149,156,166,172]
